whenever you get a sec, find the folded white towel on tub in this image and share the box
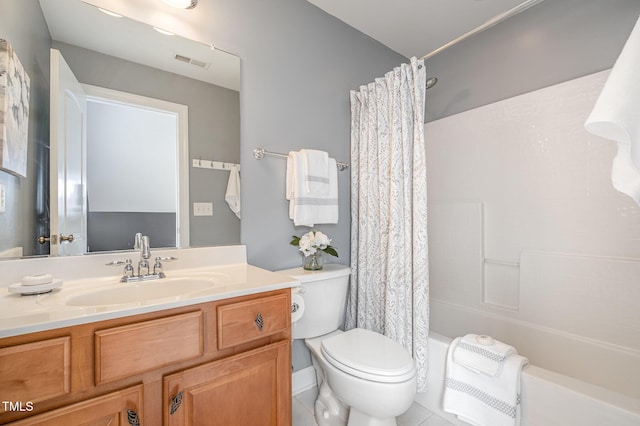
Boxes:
[453,334,516,376]
[443,336,528,426]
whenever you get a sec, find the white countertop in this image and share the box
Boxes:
[0,246,300,338]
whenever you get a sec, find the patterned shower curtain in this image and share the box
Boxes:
[346,57,429,391]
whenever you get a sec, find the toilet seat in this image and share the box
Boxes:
[320,328,416,383]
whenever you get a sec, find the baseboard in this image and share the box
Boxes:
[292,366,317,396]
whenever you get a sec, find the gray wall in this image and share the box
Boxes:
[52,41,241,247]
[0,0,51,256]
[225,0,408,271]
[425,0,640,122]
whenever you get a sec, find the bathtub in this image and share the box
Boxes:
[416,332,640,426]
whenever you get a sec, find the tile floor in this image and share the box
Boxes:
[293,387,454,426]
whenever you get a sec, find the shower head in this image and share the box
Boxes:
[426,77,438,90]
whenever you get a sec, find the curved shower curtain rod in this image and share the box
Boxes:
[420,0,545,61]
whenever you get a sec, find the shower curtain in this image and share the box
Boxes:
[346,57,429,391]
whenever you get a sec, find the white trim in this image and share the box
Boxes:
[81,84,190,248]
[292,366,317,396]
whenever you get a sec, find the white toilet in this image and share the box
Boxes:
[279,264,417,426]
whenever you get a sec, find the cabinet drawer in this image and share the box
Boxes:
[95,311,203,384]
[8,384,143,426]
[217,293,289,349]
[0,336,70,404]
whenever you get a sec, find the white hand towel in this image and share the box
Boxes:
[585,16,640,206]
[225,165,241,219]
[288,153,338,227]
[443,337,528,426]
[453,334,516,376]
[300,149,330,195]
[287,151,303,220]
[286,152,294,200]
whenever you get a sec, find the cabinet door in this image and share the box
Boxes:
[164,340,291,426]
[8,385,143,426]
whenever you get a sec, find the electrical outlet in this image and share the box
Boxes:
[193,202,213,216]
[0,183,5,213]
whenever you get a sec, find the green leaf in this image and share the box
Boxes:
[290,236,301,247]
[322,246,339,257]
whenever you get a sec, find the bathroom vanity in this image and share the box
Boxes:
[0,246,297,425]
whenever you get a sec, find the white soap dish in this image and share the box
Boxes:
[8,279,63,296]
[21,273,55,286]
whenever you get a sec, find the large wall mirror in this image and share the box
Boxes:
[0,0,241,259]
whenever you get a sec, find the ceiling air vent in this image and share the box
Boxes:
[174,53,210,69]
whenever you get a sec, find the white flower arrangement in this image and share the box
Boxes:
[290,230,338,258]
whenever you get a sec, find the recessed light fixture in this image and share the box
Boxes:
[98,8,122,17]
[161,0,198,9]
[153,27,175,36]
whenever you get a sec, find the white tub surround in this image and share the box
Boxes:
[426,70,640,400]
[0,245,300,338]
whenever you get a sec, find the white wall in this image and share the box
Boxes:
[426,70,640,398]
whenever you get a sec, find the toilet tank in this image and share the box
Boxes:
[277,264,350,340]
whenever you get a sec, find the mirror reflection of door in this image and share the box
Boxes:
[50,49,189,254]
[49,48,87,255]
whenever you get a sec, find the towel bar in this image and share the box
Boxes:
[253,147,349,171]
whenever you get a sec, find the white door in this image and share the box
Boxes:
[49,49,87,255]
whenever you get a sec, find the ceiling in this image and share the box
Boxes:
[42,0,541,91]
[307,0,541,59]
[40,0,240,90]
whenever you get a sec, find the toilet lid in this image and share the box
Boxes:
[320,328,416,383]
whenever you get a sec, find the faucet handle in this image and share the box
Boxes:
[153,256,177,277]
[107,259,135,282]
[156,256,178,262]
[122,259,134,278]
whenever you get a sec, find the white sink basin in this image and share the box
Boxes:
[37,272,229,308]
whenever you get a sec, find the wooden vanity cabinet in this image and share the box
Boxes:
[0,289,292,425]
[164,340,291,426]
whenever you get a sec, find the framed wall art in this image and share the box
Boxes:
[0,39,31,178]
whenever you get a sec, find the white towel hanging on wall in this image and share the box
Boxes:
[225,164,241,219]
[585,16,640,206]
[192,158,241,218]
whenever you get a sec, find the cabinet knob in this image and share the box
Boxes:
[127,410,140,426]
[255,312,264,331]
[170,390,184,415]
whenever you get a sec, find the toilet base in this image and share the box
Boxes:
[314,381,349,426]
[347,408,397,426]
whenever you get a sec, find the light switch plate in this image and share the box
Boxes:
[0,183,5,213]
[193,202,213,216]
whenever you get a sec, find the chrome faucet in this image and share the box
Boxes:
[106,233,177,283]
[138,235,151,276]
